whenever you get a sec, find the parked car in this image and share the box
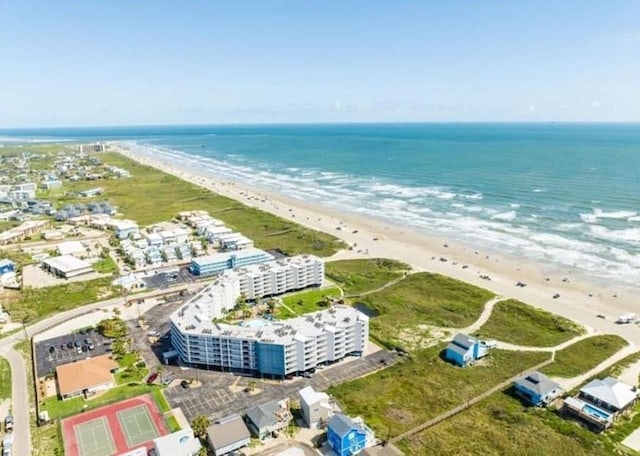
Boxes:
[147,372,159,384]
[4,415,13,432]
[74,340,81,348]
[66,342,73,349]
[162,375,174,385]
[48,346,56,354]
[180,380,190,389]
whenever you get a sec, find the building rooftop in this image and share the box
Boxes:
[56,240,85,256]
[299,386,330,406]
[580,377,637,410]
[328,413,362,438]
[55,354,118,396]
[192,248,273,266]
[206,415,250,451]
[514,370,562,397]
[171,303,367,345]
[43,255,92,273]
[152,428,201,456]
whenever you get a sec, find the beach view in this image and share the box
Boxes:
[1,2,639,456]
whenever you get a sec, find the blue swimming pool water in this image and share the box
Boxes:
[583,403,610,420]
[242,319,268,328]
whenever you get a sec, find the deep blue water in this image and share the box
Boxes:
[2,123,640,287]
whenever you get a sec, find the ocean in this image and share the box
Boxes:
[2,123,640,288]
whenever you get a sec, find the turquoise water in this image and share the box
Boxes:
[2,123,640,288]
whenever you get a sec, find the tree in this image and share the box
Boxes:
[267,299,277,315]
[197,447,208,456]
[247,380,257,392]
[191,415,211,440]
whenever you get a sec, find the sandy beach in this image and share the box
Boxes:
[115,144,640,346]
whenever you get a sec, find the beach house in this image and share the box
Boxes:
[327,414,375,456]
[298,386,335,428]
[206,415,251,456]
[0,259,15,275]
[245,399,292,440]
[445,333,493,367]
[513,370,563,406]
[562,377,638,431]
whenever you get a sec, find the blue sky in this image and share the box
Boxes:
[1,1,639,127]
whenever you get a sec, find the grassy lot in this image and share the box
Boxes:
[325,258,411,296]
[40,383,166,419]
[2,277,116,322]
[0,220,21,233]
[278,286,342,319]
[14,339,62,456]
[475,299,584,347]
[115,355,149,385]
[92,256,118,274]
[402,389,618,456]
[0,248,34,270]
[541,335,628,378]
[55,152,345,257]
[358,272,494,348]
[151,388,171,413]
[329,344,549,436]
[166,415,181,432]
[0,357,10,400]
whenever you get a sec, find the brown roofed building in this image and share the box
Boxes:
[362,443,404,456]
[56,354,118,400]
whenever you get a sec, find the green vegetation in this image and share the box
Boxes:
[0,248,33,270]
[151,388,171,413]
[278,286,341,319]
[0,357,11,400]
[92,255,118,274]
[0,220,21,233]
[401,390,617,456]
[192,415,211,440]
[542,335,628,378]
[325,258,411,295]
[3,277,116,322]
[166,415,181,432]
[115,356,149,385]
[358,272,494,348]
[329,344,549,436]
[475,299,584,347]
[57,152,345,257]
[40,384,166,419]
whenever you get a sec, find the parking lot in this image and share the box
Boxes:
[34,329,114,378]
[127,296,194,369]
[164,349,400,423]
[141,266,196,290]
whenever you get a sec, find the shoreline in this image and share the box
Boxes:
[114,143,640,346]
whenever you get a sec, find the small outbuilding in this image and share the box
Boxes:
[0,259,15,275]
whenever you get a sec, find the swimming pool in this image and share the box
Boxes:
[583,404,611,421]
[241,319,269,328]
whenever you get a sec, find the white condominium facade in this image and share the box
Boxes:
[182,254,325,319]
[170,304,369,377]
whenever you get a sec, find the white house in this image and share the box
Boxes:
[299,386,335,428]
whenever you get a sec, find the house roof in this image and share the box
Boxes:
[56,354,118,396]
[451,333,476,348]
[328,413,361,438]
[43,255,92,273]
[57,240,85,256]
[206,415,250,450]
[446,343,470,357]
[0,259,15,268]
[298,386,329,407]
[581,377,637,410]
[245,401,280,429]
[152,428,201,456]
[514,370,562,397]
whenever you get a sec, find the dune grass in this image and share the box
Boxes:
[329,345,549,437]
[401,389,616,456]
[2,277,116,322]
[475,299,584,347]
[358,272,494,347]
[325,258,411,296]
[56,152,345,257]
[541,335,628,378]
[0,357,11,400]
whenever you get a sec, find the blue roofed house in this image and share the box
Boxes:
[513,370,563,406]
[445,333,493,367]
[327,413,375,456]
[0,259,15,275]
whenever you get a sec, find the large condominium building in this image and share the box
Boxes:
[181,255,324,320]
[169,304,369,377]
[190,248,273,276]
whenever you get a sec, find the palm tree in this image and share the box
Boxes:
[191,415,211,440]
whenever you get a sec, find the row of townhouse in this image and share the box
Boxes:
[183,254,324,319]
[178,209,254,251]
[170,304,369,377]
[0,182,37,200]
